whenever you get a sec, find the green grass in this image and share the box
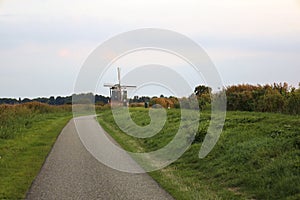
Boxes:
[0,103,72,199]
[97,107,300,200]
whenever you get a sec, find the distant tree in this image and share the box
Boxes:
[0,98,19,104]
[21,98,31,103]
[222,83,297,113]
[0,93,110,106]
[48,96,55,105]
[132,96,139,103]
[194,85,212,96]
[286,89,300,114]
[33,97,48,104]
[95,94,109,104]
[55,96,64,105]
[194,85,212,110]
[262,90,285,113]
[76,98,92,104]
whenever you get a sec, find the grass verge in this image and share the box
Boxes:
[0,104,72,199]
[97,107,300,200]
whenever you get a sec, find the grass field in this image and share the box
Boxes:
[0,103,72,199]
[97,107,300,200]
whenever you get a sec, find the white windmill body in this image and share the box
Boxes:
[104,68,136,106]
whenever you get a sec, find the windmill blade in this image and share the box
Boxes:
[117,67,121,86]
[104,83,115,87]
[121,85,137,89]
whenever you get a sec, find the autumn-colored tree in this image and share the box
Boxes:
[223,83,298,114]
[150,97,175,108]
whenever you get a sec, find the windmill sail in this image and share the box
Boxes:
[103,67,136,106]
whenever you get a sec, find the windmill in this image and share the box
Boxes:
[104,68,136,106]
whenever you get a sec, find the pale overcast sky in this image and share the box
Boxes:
[1,0,300,98]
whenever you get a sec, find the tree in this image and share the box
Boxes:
[48,96,55,105]
[194,85,211,96]
[286,90,300,114]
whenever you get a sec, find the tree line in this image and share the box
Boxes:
[225,83,300,114]
[148,82,300,115]
[0,93,109,106]
[1,82,299,114]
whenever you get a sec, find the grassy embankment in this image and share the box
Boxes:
[0,103,72,199]
[97,107,300,200]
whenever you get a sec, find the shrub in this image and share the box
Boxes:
[0,103,70,139]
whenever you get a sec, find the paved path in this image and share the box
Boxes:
[26,116,173,200]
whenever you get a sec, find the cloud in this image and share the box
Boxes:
[1,0,300,97]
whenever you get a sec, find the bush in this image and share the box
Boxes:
[220,83,300,115]
[0,103,70,139]
[286,92,300,115]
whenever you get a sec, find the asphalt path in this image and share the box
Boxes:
[26,116,174,200]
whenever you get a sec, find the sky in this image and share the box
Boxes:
[1,0,300,98]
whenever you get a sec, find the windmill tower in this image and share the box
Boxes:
[104,68,136,106]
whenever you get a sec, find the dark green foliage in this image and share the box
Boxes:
[192,82,299,114]
[287,91,300,115]
[194,85,212,96]
[0,93,109,105]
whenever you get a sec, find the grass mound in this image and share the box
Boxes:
[0,103,71,199]
[98,108,300,199]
